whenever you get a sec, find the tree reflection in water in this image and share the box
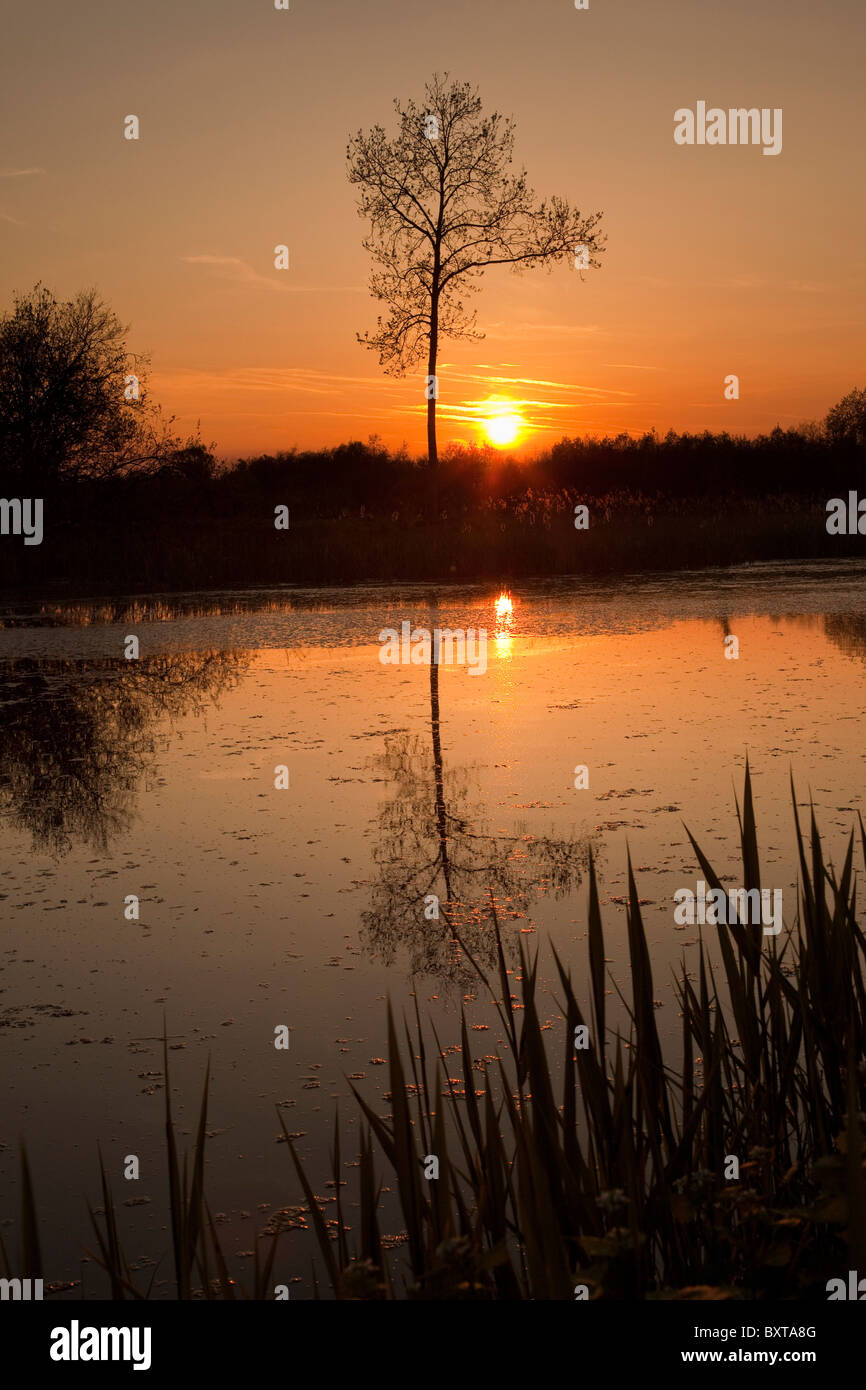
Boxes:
[823,613,866,663]
[0,650,246,855]
[362,654,592,986]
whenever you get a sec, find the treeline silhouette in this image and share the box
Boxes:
[1,428,863,592]
[213,424,865,513]
[1,286,865,592]
[7,422,858,525]
[13,419,862,511]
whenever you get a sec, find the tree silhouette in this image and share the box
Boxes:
[0,649,245,854]
[361,655,592,986]
[0,284,200,485]
[824,388,866,448]
[347,73,605,478]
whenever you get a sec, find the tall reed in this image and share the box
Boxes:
[4,766,863,1298]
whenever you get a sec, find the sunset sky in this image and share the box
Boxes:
[1,0,864,459]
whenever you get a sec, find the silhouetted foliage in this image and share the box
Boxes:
[824,388,866,447]
[348,74,604,467]
[0,278,863,591]
[0,650,245,854]
[0,284,205,486]
[361,657,589,983]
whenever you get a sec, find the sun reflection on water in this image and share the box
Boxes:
[494,590,515,657]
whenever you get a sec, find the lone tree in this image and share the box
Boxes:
[347,73,605,472]
[824,388,866,448]
[0,284,201,485]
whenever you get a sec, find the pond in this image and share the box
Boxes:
[1,558,864,1296]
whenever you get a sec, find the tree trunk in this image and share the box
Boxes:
[427,241,441,515]
[429,637,453,907]
[427,288,439,511]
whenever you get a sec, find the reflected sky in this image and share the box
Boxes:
[2,563,866,1295]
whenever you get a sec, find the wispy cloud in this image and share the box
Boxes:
[154,362,640,442]
[705,276,838,295]
[182,255,288,292]
[483,320,604,341]
[401,367,637,435]
[786,280,834,294]
[453,370,634,398]
[601,362,667,371]
[156,365,408,397]
[0,167,46,178]
[182,255,363,294]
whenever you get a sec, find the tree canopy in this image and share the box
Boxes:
[0,284,198,485]
[824,388,866,447]
[348,73,605,468]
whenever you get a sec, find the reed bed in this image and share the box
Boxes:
[0,493,844,592]
[3,766,865,1298]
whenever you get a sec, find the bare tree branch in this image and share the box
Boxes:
[347,74,606,474]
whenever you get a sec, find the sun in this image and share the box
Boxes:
[484,413,523,447]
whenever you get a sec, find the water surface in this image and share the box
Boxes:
[1,559,864,1295]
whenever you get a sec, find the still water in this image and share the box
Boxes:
[1,559,864,1295]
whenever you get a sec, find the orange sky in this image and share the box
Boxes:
[1,0,864,459]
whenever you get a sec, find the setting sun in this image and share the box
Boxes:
[484,412,524,447]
